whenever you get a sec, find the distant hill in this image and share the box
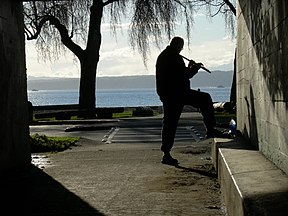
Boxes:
[191,70,233,88]
[27,77,79,90]
[27,70,233,90]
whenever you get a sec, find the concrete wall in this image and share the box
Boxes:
[0,0,30,174]
[237,0,288,174]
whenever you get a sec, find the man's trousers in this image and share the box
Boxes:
[160,89,216,153]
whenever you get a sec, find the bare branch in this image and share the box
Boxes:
[103,0,120,7]
[223,0,236,16]
[211,2,226,17]
[46,15,84,57]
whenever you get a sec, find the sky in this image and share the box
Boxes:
[25,12,236,78]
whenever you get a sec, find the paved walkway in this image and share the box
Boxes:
[4,113,227,215]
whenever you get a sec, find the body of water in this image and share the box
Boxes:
[28,87,231,107]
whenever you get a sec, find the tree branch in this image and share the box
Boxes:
[223,0,236,16]
[211,2,226,17]
[47,15,84,58]
[103,0,119,7]
[26,15,84,58]
[25,16,49,40]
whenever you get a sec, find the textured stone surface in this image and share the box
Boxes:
[0,0,30,174]
[237,0,288,174]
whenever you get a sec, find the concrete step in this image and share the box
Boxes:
[212,137,288,216]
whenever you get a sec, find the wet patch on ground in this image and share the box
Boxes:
[31,154,52,169]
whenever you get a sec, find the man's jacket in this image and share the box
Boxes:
[156,46,197,101]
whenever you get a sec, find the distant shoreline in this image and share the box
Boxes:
[27,72,233,90]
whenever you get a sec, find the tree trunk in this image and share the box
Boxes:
[78,0,103,109]
[79,55,97,109]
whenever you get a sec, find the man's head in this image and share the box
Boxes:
[169,36,184,53]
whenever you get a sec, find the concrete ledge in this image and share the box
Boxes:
[33,106,125,119]
[212,137,288,216]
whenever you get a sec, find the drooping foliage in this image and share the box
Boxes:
[23,0,235,64]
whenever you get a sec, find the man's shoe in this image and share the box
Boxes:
[161,154,179,165]
[206,129,230,139]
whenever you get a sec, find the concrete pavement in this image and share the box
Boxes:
[2,112,227,215]
[3,111,287,215]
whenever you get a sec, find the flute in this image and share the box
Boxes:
[180,55,211,73]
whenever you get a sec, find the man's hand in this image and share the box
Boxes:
[188,60,203,69]
[184,56,211,73]
[187,61,201,78]
[188,60,196,68]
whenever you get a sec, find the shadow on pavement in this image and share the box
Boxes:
[175,164,218,178]
[1,165,105,216]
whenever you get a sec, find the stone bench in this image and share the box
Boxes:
[212,137,288,216]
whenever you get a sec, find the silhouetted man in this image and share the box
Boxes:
[156,36,224,165]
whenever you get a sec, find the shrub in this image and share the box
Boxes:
[132,107,154,117]
[30,134,80,153]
